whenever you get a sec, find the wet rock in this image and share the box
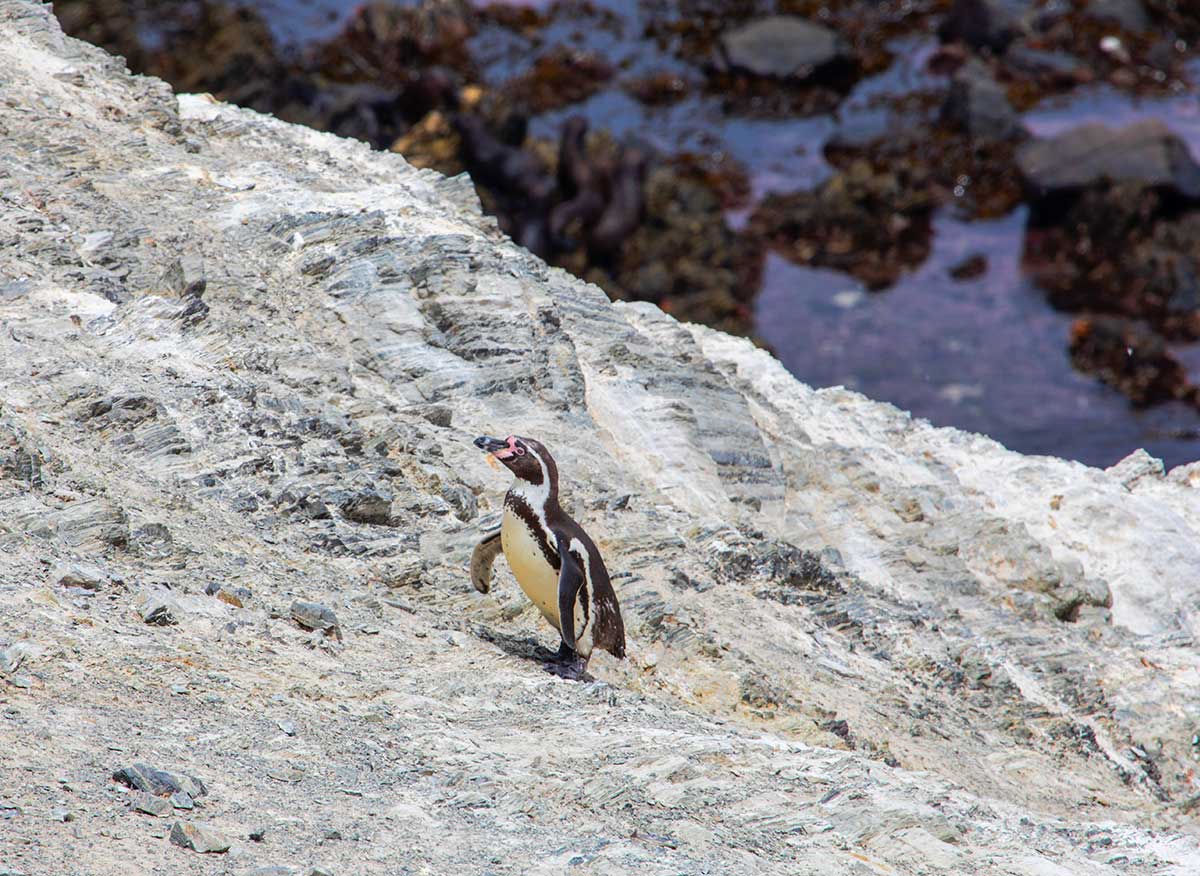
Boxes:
[129,791,173,817]
[52,562,106,590]
[1068,317,1198,407]
[1084,0,1150,32]
[939,0,1034,52]
[169,820,231,854]
[718,16,849,81]
[1017,121,1200,201]
[504,48,614,113]
[340,490,394,526]
[949,253,988,281]
[942,60,1022,142]
[290,601,342,641]
[1003,45,1090,82]
[748,157,936,290]
[113,763,207,799]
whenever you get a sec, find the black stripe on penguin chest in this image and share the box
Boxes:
[503,494,559,570]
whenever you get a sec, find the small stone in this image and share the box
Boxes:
[49,807,73,822]
[136,592,179,626]
[248,868,296,876]
[289,602,342,641]
[170,791,195,810]
[169,820,231,853]
[112,763,207,799]
[130,791,173,817]
[277,719,298,736]
[323,828,342,841]
[248,825,268,842]
[307,868,334,876]
[266,764,305,783]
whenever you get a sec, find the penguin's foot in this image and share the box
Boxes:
[543,640,590,681]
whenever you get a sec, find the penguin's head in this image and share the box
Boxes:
[474,434,557,490]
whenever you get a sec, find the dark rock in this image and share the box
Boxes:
[1084,0,1150,32]
[1068,316,1198,407]
[170,791,195,810]
[290,601,342,641]
[248,825,268,842]
[748,157,936,290]
[718,16,849,80]
[1017,121,1200,200]
[129,791,173,817]
[113,763,207,798]
[137,593,179,626]
[949,253,988,281]
[939,0,1034,52]
[942,60,1022,141]
[340,490,394,526]
[169,820,231,854]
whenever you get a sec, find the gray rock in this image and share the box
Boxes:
[129,791,173,817]
[942,59,1022,141]
[112,763,207,799]
[718,16,849,80]
[136,592,179,626]
[170,791,195,810]
[169,820,231,854]
[1017,120,1200,199]
[52,562,106,590]
[289,601,342,640]
[1084,0,1150,31]
[1004,45,1088,79]
[1106,448,1165,488]
[340,490,394,526]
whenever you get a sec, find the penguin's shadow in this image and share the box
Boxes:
[473,626,593,682]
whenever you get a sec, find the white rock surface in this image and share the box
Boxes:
[1,2,1199,874]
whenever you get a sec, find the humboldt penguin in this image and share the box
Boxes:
[470,435,626,662]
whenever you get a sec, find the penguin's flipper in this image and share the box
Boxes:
[554,531,585,652]
[470,529,503,594]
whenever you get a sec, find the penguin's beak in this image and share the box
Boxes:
[474,435,510,454]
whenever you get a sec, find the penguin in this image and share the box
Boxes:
[470,435,626,662]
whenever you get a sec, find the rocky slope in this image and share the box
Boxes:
[2,2,1200,873]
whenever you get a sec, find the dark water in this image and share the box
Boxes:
[240,1,1200,469]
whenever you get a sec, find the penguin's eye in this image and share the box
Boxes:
[514,446,526,456]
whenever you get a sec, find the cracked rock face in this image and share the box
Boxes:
[2,2,1200,874]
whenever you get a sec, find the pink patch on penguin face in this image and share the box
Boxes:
[491,435,524,460]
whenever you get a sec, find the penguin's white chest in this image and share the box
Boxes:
[501,507,561,629]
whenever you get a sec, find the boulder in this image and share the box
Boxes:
[1017,120,1200,199]
[718,16,849,79]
